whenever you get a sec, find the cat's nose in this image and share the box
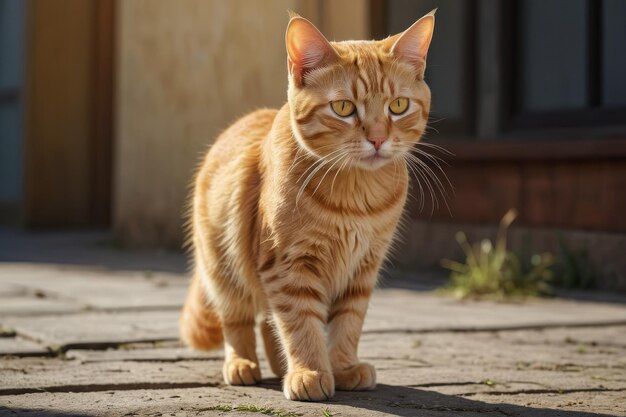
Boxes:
[366,121,388,151]
[368,136,387,151]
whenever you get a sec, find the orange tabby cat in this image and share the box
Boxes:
[180,10,435,401]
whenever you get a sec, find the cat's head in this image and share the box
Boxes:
[286,11,435,171]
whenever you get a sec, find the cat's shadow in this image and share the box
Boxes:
[259,379,618,417]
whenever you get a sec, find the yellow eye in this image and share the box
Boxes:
[389,97,409,115]
[331,100,355,117]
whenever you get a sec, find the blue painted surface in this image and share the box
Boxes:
[0,0,24,205]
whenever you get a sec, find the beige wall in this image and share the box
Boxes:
[113,0,369,247]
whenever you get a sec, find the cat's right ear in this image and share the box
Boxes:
[385,9,436,79]
[286,16,339,87]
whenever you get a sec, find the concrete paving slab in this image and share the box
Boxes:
[1,384,623,417]
[3,289,626,354]
[0,337,50,357]
[364,290,626,333]
[465,391,626,416]
[0,358,223,395]
[0,264,188,310]
[0,296,83,316]
[0,282,25,297]
[66,346,223,363]
[359,326,626,370]
[1,244,625,416]
[2,311,180,349]
[2,332,623,401]
[376,365,625,394]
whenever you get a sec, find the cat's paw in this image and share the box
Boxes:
[283,369,334,401]
[334,362,376,391]
[223,358,261,385]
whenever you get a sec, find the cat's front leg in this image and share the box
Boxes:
[263,261,334,401]
[222,315,262,386]
[328,269,378,391]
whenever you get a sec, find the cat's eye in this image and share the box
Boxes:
[389,97,409,115]
[331,100,355,117]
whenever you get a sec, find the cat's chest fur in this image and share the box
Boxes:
[329,214,393,276]
[260,179,406,299]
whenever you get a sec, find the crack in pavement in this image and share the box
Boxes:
[387,401,515,416]
[459,387,626,397]
[0,381,221,396]
[408,381,490,388]
[363,320,626,335]
[53,340,181,354]
[1,304,183,319]
[75,357,223,364]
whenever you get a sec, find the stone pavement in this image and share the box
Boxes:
[0,232,625,416]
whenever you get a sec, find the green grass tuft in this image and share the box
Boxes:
[234,405,298,417]
[202,404,299,417]
[203,405,233,412]
[481,378,497,387]
[441,209,554,299]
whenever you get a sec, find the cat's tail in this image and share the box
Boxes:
[179,272,224,350]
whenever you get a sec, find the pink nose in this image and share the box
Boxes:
[368,136,387,151]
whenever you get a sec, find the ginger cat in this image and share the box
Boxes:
[180,11,435,401]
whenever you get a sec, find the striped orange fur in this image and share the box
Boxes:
[180,10,436,401]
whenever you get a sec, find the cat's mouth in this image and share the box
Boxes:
[360,153,392,168]
[363,154,388,161]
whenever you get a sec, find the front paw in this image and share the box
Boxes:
[223,358,261,385]
[334,362,376,391]
[283,369,334,401]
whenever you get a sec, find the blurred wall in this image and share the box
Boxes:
[21,0,114,228]
[0,0,24,223]
[113,0,368,247]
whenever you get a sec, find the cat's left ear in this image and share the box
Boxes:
[286,15,339,87]
[387,9,436,78]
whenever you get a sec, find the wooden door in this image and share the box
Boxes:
[22,0,115,228]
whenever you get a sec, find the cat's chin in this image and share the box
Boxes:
[356,154,393,171]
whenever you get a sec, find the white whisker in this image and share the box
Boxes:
[330,155,351,195]
[311,152,348,198]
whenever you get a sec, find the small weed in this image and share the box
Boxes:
[117,343,135,351]
[322,408,334,417]
[481,379,497,387]
[203,405,298,417]
[47,344,65,358]
[203,405,232,411]
[235,405,298,417]
[441,209,554,299]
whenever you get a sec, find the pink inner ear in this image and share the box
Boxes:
[391,14,435,75]
[286,17,338,86]
[299,40,330,69]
